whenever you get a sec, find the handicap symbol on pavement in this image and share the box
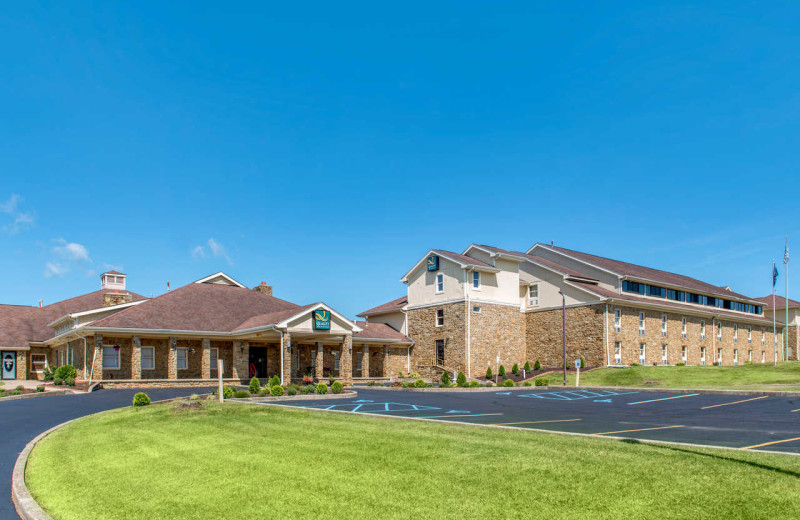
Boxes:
[354,400,374,403]
[445,410,471,414]
[495,392,512,395]
[593,399,612,403]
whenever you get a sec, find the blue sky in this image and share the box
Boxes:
[1,1,798,316]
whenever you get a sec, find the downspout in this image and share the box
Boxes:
[464,268,471,379]
[604,303,610,366]
[279,328,285,386]
[711,317,716,363]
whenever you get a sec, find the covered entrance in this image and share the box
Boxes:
[249,346,268,379]
[1,351,16,380]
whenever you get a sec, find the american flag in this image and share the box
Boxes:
[785,239,790,265]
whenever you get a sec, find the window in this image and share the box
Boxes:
[614,309,621,332]
[661,344,668,364]
[472,271,481,289]
[748,350,752,362]
[717,348,723,364]
[762,351,766,363]
[102,346,120,369]
[334,351,340,371]
[733,349,738,366]
[435,273,444,293]
[681,345,687,363]
[210,348,219,370]
[141,347,155,370]
[748,326,752,343]
[761,328,765,345]
[639,343,646,364]
[528,284,539,306]
[436,309,444,327]
[177,348,188,370]
[681,317,687,338]
[639,312,646,334]
[31,354,47,372]
[734,324,738,343]
[614,342,621,364]
[700,347,706,366]
[622,281,645,295]
[700,320,706,340]
[435,340,445,366]
[356,352,363,371]
[647,285,666,298]
[661,314,668,336]
[717,322,722,340]
[473,305,481,313]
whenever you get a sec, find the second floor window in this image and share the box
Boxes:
[681,318,687,337]
[435,273,444,293]
[717,322,722,340]
[472,271,481,289]
[748,326,752,343]
[639,312,645,334]
[614,309,621,332]
[661,314,668,335]
[701,321,706,339]
[436,309,444,327]
[528,284,539,306]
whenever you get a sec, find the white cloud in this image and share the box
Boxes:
[192,238,233,265]
[102,263,124,272]
[52,239,91,262]
[44,262,68,278]
[1,194,34,234]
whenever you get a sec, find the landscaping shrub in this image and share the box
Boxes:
[42,366,54,381]
[53,376,63,386]
[534,360,541,371]
[132,392,151,407]
[485,382,493,387]
[468,380,480,388]
[534,378,548,387]
[413,379,427,388]
[441,371,450,385]
[302,375,314,385]
[503,379,514,387]
[408,372,421,379]
[512,363,519,375]
[55,364,77,381]
[258,388,270,397]
[498,365,506,378]
[9,389,21,396]
[486,366,493,379]
[523,381,532,387]
[65,376,75,387]
[249,377,261,394]
[630,362,640,367]
[401,382,412,388]
[233,390,250,398]
[456,372,467,387]
[332,381,344,394]
[745,361,754,365]
[676,362,686,366]
[287,387,297,396]
[222,387,234,399]
[301,384,317,394]
[580,357,586,370]
[316,383,328,395]
[270,385,284,397]
[35,386,44,393]
[268,375,281,388]
[524,361,531,372]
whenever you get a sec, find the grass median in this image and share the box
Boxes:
[26,399,800,519]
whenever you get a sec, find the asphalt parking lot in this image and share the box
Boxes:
[271,387,800,454]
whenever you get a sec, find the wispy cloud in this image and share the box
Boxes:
[1,194,35,234]
[43,262,68,278]
[191,238,233,265]
[52,238,91,262]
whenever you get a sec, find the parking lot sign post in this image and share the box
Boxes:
[575,359,581,387]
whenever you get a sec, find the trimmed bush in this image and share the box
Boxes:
[55,365,77,381]
[512,363,519,375]
[287,387,297,396]
[301,385,316,394]
[222,387,234,399]
[503,379,514,387]
[523,381,532,387]
[413,379,427,388]
[132,392,151,407]
[268,375,281,388]
[249,377,261,394]
[499,365,506,378]
[270,385,284,397]
[534,378,549,387]
[485,382,493,387]
[42,366,54,381]
[316,383,328,395]
[456,372,467,387]
[53,376,63,386]
[258,388,270,397]
[332,381,344,394]
[534,360,541,371]
[523,361,531,372]
[65,376,75,387]
[676,362,686,366]
[468,380,480,388]
[486,366,493,379]
[233,390,251,398]
[580,357,586,370]
[441,371,450,385]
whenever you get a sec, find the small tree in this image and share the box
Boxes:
[132,392,151,407]
[580,357,586,370]
[534,360,541,371]
[441,371,450,385]
[486,366,493,379]
[503,379,515,387]
[332,381,344,394]
[512,363,519,375]
[249,377,261,394]
[55,364,77,381]
[523,361,531,372]
[268,375,281,388]
[456,372,467,387]
[499,365,506,378]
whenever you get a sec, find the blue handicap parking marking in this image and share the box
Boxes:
[446,410,471,414]
[520,390,638,401]
[353,399,374,403]
[495,392,512,395]
[299,402,441,413]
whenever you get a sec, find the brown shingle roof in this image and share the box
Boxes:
[91,282,300,332]
[358,295,407,317]
[432,250,494,268]
[0,290,147,349]
[541,244,757,302]
[754,295,800,310]
[510,250,599,281]
[353,321,412,343]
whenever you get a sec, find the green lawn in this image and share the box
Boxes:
[26,400,800,519]
[541,362,800,390]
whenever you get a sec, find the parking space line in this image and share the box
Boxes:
[594,425,684,435]
[791,409,800,413]
[626,394,698,406]
[701,396,768,410]
[743,436,800,450]
[493,419,582,426]
[416,413,504,419]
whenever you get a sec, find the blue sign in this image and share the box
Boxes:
[575,359,581,369]
[313,310,331,330]
[426,254,439,271]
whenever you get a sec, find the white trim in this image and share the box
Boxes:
[406,298,520,311]
[193,272,247,288]
[101,346,120,370]
[435,273,444,294]
[47,299,148,328]
[399,249,500,283]
[177,347,188,370]
[461,244,526,262]
[274,302,363,332]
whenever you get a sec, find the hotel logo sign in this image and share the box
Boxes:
[313,310,331,330]
[427,254,439,271]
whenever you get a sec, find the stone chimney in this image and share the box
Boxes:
[253,281,273,296]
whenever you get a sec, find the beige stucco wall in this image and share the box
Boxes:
[367,310,407,335]
[465,258,520,306]
[528,246,619,291]
[519,262,600,310]
[407,256,465,307]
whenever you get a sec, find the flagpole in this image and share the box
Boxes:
[786,236,790,361]
[773,259,777,367]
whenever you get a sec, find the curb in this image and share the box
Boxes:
[568,385,800,397]
[229,390,357,402]
[0,390,72,403]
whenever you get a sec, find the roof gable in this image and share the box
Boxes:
[194,272,246,288]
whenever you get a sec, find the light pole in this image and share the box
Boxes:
[560,290,567,386]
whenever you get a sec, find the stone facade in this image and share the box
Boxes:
[526,304,606,369]
[407,302,466,377]
[102,292,133,307]
[470,303,526,378]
